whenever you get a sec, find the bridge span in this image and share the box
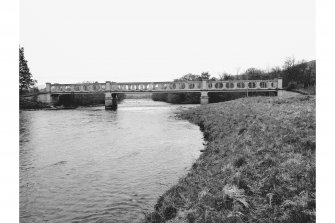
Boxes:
[43,78,283,110]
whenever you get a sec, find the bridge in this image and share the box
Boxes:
[41,78,283,110]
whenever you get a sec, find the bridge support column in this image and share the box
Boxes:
[200,91,209,105]
[111,93,118,110]
[45,82,52,104]
[105,81,112,110]
[105,93,117,110]
[105,81,118,110]
[277,90,284,97]
[277,77,283,98]
[105,92,113,109]
[200,80,209,105]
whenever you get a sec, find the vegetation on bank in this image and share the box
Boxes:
[152,58,316,104]
[20,93,126,110]
[20,97,51,110]
[144,95,315,222]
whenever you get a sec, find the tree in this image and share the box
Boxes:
[244,68,264,80]
[218,72,234,81]
[200,72,210,80]
[175,73,200,82]
[283,56,296,70]
[175,72,215,82]
[20,47,36,94]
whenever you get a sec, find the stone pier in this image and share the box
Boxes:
[111,93,118,110]
[200,91,209,105]
[45,82,52,104]
[105,81,118,110]
[200,80,209,105]
[277,78,284,97]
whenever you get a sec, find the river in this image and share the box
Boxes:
[19,99,204,223]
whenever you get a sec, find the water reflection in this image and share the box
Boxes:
[20,99,203,222]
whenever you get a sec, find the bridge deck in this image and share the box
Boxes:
[50,89,278,95]
[47,79,282,94]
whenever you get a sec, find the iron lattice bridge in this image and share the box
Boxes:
[44,79,283,108]
[47,79,282,94]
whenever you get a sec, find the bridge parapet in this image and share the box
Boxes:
[43,78,282,109]
[111,81,202,92]
[205,80,278,91]
[47,79,282,94]
[50,83,106,93]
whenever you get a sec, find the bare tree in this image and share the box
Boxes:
[283,56,296,70]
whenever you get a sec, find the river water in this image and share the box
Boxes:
[20,99,203,223]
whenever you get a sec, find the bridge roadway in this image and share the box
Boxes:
[43,79,283,110]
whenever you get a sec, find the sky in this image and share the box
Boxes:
[20,0,315,85]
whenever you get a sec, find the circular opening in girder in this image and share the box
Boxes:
[248,82,256,88]
[226,83,234,88]
[260,82,267,88]
[215,83,223,88]
[237,82,245,88]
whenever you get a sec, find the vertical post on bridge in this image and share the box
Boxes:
[200,80,209,105]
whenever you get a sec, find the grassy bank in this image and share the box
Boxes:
[144,95,315,222]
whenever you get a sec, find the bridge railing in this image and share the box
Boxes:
[47,79,281,93]
[206,80,278,91]
[111,81,202,91]
[50,83,106,93]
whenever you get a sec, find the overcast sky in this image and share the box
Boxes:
[20,0,315,85]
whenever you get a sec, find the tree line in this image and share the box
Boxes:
[152,57,316,104]
[20,47,315,104]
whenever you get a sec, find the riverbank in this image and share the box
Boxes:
[20,92,126,110]
[144,95,315,222]
[20,97,51,110]
[19,96,123,110]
